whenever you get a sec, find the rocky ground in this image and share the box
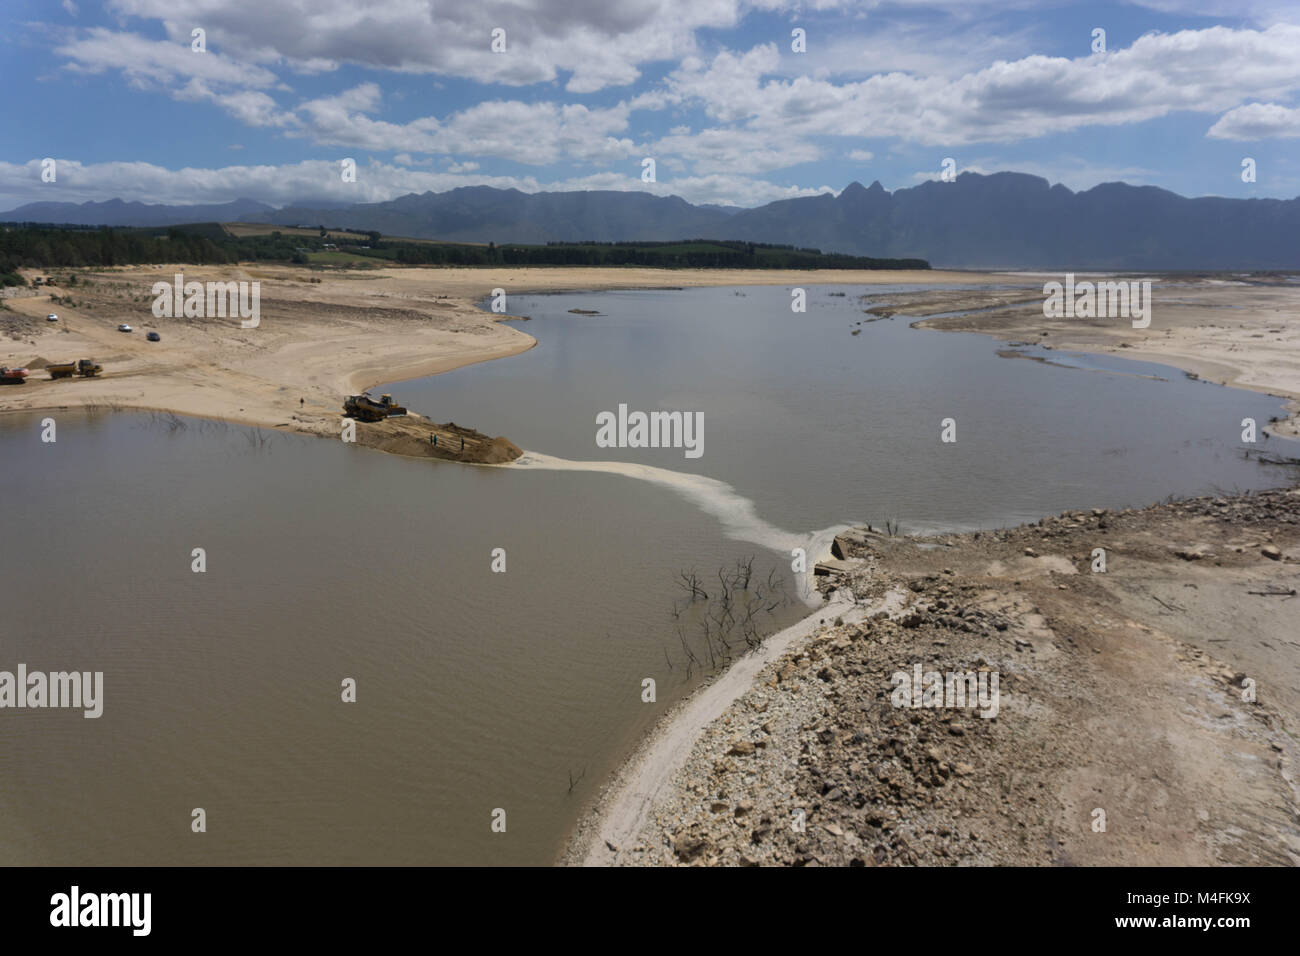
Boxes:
[609,485,1300,866]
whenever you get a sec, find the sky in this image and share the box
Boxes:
[2,0,1299,211]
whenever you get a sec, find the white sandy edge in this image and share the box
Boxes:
[570,585,909,866]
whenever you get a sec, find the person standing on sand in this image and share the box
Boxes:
[460,437,464,452]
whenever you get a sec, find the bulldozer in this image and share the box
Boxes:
[343,392,407,422]
[48,359,102,379]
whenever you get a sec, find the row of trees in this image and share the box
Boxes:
[377,239,927,270]
[0,225,235,273]
[1,223,929,272]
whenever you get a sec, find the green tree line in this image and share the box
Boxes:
[1,223,929,273]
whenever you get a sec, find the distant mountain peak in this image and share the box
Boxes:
[839,180,888,205]
[5,174,1296,270]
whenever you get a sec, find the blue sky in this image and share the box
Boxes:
[3,0,1299,210]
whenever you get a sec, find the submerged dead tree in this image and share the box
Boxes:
[662,556,792,678]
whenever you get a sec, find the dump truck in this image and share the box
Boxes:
[48,359,102,379]
[343,392,407,422]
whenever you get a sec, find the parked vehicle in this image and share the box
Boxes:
[46,313,58,322]
[0,366,29,384]
[117,324,133,332]
[146,331,161,342]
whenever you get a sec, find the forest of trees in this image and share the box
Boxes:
[0,224,235,278]
[377,238,927,269]
[0,223,929,276]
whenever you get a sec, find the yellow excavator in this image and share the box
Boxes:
[343,392,407,422]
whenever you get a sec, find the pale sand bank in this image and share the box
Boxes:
[1,265,1012,450]
[892,279,1300,438]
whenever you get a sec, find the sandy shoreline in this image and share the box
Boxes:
[8,263,1300,866]
[8,267,1295,444]
[0,265,1012,457]
[893,278,1300,439]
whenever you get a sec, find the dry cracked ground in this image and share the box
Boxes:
[618,486,1300,866]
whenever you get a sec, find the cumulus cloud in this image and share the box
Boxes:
[56,27,281,89]
[175,79,298,127]
[909,158,1159,192]
[290,86,639,164]
[32,9,1300,207]
[104,0,741,92]
[1208,102,1300,139]
[664,25,1300,146]
[650,127,822,174]
[0,158,826,209]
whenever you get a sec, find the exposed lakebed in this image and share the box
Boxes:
[1,285,1294,865]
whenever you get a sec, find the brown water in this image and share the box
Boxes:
[1,285,1296,865]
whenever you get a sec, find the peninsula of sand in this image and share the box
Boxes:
[2,264,1013,461]
[6,267,1299,452]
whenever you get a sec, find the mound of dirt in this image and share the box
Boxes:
[348,413,523,464]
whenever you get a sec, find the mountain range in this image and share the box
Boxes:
[1,197,275,228]
[4,173,1298,270]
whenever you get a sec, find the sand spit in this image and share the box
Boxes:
[0,264,1006,458]
[570,487,1300,866]
[515,452,849,597]
[885,277,1300,439]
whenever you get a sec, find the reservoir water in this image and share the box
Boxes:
[1,285,1295,865]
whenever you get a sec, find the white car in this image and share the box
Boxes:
[46,313,58,322]
[117,323,133,333]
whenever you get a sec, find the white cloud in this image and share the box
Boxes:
[292,86,638,164]
[650,127,821,174]
[56,28,281,89]
[1126,0,1300,24]
[0,157,826,209]
[1208,102,1300,140]
[103,0,744,92]
[908,157,1160,192]
[665,25,1300,146]
[31,8,1300,207]
[175,79,297,127]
